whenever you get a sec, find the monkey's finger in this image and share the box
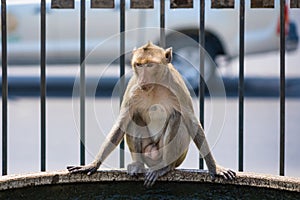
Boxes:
[144,172,158,187]
[67,166,81,170]
[68,166,92,174]
[144,178,155,187]
[87,167,97,176]
[223,172,231,180]
[227,170,236,180]
[67,166,83,172]
[218,172,228,180]
[68,168,84,173]
[67,166,78,170]
[144,175,151,187]
[222,169,235,180]
[228,170,236,179]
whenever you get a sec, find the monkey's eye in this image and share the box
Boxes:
[135,63,143,67]
[146,63,156,68]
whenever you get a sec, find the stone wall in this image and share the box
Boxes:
[0,169,299,192]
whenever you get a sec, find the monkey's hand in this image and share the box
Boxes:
[210,165,236,180]
[67,163,99,176]
[144,166,171,187]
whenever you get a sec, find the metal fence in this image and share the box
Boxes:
[1,0,299,176]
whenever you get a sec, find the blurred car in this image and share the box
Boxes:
[2,0,299,89]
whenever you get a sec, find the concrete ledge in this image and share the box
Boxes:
[0,169,299,192]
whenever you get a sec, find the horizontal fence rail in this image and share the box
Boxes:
[1,0,300,176]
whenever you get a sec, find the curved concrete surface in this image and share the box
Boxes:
[0,169,299,192]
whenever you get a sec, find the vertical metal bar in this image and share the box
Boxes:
[119,0,125,168]
[1,0,7,176]
[279,0,285,176]
[40,0,46,172]
[80,0,86,166]
[199,0,205,170]
[160,0,165,48]
[238,0,245,172]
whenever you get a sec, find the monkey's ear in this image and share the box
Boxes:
[165,47,172,63]
[132,47,137,54]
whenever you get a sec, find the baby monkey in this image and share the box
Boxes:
[67,42,236,187]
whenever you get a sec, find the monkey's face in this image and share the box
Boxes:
[131,42,172,89]
[134,62,161,89]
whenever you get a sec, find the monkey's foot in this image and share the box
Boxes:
[144,166,171,187]
[212,165,236,180]
[67,163,98,176]
[127,162,146,176]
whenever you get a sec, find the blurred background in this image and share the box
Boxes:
[0,0,299,178]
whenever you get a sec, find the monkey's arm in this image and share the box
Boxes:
[67,108,129,175]
[183,112,236,180]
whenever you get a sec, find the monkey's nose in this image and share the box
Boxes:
[138,80,146,88]
[141,83,150,90]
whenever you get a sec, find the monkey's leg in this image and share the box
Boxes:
[144,111,189,187]
[183,112,236,180]
[126,136,146,176]
[126,123,149,176]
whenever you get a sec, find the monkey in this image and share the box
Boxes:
[67,42,236,187]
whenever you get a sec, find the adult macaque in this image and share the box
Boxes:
[67,42,236,187]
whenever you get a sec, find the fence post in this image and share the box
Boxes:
[80,0,86,166]
[160,0,165,48]
[199,0,205,170]
[1,0,7,176]
[119,0,126,168]
[238,0,245,172]
[279,0,286,176]
[40,0,46,172]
